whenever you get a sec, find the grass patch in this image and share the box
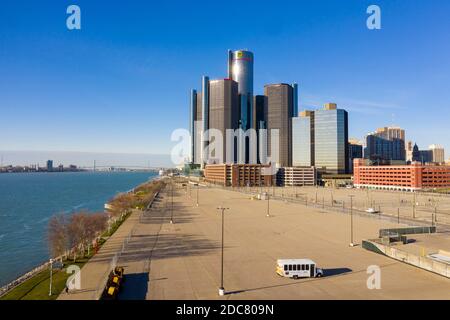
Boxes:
[1,212,131,300]
[0,256,90,301]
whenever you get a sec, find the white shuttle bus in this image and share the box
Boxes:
[276,259,323,279]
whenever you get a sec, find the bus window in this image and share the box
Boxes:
[297,265,301,270]
[293,265,297,271]
[301,265,304,270]
[288,265,292,271]
[284,265,288,271]
[306,265,310,271]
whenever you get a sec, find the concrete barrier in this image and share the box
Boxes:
[362,239,450,279]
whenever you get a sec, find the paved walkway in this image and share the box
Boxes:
[58,209,143,300]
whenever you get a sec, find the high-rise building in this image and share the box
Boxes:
[46,160,53,172]
[365,126,406,161]
[429,144,445,163]
[314,103,349,174]
[412,143,433,164]
[264,83,295,167]
[208,79,239,164]
[189,89,197,164]
[406,140,414,162]
[228,50,254,131]
[348,139,363,173]
[292,110,314,167]
[253,95,268,164]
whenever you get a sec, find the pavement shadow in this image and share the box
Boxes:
[118,272,149,300]
[323,267,352,277]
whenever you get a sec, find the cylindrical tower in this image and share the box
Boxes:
[228,50,254,130]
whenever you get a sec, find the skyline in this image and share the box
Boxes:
[1,1,450,163]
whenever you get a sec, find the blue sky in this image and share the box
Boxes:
[1,0,449,163]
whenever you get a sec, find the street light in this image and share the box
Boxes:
[266,193,271,217]
[349,195,356,247]
[217,206,229,296]
[196,183,199,207]
[170,179,174,224]
[49,258,53,296]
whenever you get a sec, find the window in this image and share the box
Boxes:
[288,265,293,271]
[293,265,297,271]
[301,265,304,270]
[306,264,310,271]
[284,265,288,271]
[297,265,301,270]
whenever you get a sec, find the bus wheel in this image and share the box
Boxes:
[293,275,298,280]
[316,273,322,278]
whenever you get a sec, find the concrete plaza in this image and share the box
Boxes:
[59,183,450,300]
[117,184,450,300]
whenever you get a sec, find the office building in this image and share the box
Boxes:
[429,144,445,163]
[204,164,274,187]
[46,160,53,172]
[228,50,254,131]
[348,139,363,173]
[292,111,314,167]
[412,143,433,164]
[264,84,295,168]
[314,103,349,174]
[406,140,414,162]
[353,158,450,191]
[365,127,406,161]
[253,95,268,164]
[208,79,239,164]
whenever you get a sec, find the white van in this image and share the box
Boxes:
[276,259,323,279]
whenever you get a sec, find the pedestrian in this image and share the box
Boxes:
[65,285,69,294]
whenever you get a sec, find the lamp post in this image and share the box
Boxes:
[349,195,355,247]
[196,183,199,207]
[217,206,229,296]
[170,179,174,224]
[49,258,53,296]
[266,193,270,217]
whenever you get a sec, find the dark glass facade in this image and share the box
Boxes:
[314,108,349,174]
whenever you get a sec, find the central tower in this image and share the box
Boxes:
[228,50,254,131]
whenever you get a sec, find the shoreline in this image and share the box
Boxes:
[0,174,161,298]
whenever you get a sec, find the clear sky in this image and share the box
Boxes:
[1,0,449,163]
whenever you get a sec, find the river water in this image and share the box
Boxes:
[0,171,156,286]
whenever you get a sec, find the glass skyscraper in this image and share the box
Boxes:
[314,104,349,174]
[292,111,314,166]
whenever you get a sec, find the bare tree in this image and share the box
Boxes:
[48,214,68,259]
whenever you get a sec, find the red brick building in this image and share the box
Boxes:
[204,164,275,187]
[353,159,450,191]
